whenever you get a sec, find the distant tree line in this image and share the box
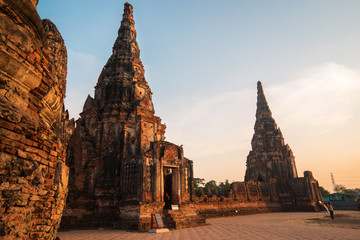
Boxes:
[194,179,359,198]
[333,184,360,195]
[319,185,360,197]
[193,178,232,197]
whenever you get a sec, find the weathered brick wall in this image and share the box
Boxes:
[193,182,282,218]
[0,1,73,239]
[61,201,164,231]
[287,171,324,211]
[61,200,120,230]
[194,177,323,218]
[192,200,282,219]
[137,202,164,231]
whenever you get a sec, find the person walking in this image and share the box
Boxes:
[328,202,334,220]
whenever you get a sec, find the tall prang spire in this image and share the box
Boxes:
[64,2,198,230]
[113,2,141,61]
[94,2,152,112]
[256,81,272,120]
[245,81,298,182]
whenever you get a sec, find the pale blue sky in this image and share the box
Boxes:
[38,1,360,191]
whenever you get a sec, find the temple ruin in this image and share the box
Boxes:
[243,81,322,211]
[185,82,324,219]
[0,0,74,239]
[61,3,203,231]
[0,1,325,238]
[245,81,298,182]
[61,4,323,231]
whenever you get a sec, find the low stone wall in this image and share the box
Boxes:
[191,196,282,219]
[192,176,324,219]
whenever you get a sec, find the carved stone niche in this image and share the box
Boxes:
[151,142,192,208]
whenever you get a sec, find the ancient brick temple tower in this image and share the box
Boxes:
[63,3,198,230]
[245,81,298,182]
[244,81,323,210]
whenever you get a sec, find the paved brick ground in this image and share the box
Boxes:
[57,211,360,240]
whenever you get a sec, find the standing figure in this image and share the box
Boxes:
[328,202,334,220]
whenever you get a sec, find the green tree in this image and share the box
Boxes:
[334,184,346,193]
[193,178,205,196]
[334,184,359,195]
[343,188,360,195]
[194,179,235,197]
[204,180,218,195]
[219,179,231,196]
[193,178,205,189]
[319,186,330,197]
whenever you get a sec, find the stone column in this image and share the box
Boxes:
[160,166,164,202]
[153,158,161,201]
[172,167,181,205]
[189,161,194,201]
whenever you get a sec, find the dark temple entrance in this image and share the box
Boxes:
[164,168,172,209]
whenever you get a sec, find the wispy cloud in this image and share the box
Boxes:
[156,62,360,185]
[268,62,360,134]
[267,62,360,191]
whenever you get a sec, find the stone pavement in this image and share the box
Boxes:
[57,211,360,240]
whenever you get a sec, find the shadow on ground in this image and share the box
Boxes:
[306,211,360,229]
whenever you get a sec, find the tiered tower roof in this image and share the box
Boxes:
[245,81,298,182]
[94,3,154,114]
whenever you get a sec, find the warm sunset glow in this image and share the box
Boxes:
[38,0,360,193]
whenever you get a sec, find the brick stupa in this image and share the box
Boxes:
[63,3,204,231]
[245,81,298,182]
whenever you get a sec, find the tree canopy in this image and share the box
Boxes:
[194,178,232,197]
[334,184,360,195]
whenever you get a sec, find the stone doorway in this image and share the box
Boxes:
[164,168,172,209]
[163,167,179,209]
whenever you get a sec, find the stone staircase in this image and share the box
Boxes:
[162,209,206,229]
